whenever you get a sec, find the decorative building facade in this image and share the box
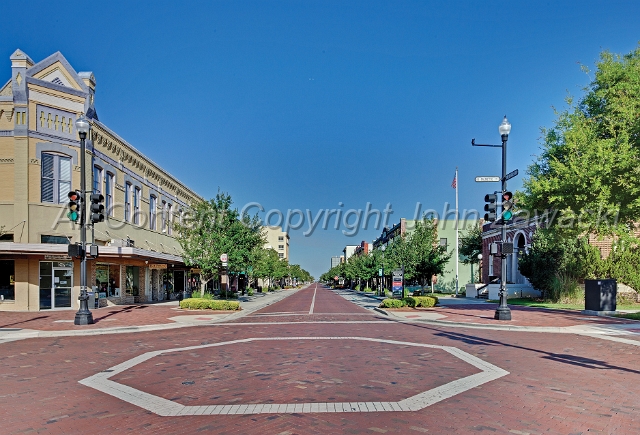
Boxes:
[0,49,201,311]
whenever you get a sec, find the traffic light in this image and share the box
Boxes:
[67,190,82,223]
[89,193,105,223]
[484,193,497,222]
[502,191,514,221]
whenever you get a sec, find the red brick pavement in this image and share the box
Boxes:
[1,285,640,434]
[0,304,229,331]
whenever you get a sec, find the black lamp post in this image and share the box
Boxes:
[494,116,512,321]
[74,114,94,325]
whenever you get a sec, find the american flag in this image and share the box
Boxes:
[451,173,457,189]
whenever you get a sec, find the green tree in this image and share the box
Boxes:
[521,45,640,237]
[459,224,482,265]
[408,218,451,292]
[174,190,265,295]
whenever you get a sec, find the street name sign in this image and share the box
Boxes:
[475,176,500,182]
[504,169,519,181]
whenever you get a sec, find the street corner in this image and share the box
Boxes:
[79,336,509,416]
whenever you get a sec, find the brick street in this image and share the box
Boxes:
[1,284,640,434]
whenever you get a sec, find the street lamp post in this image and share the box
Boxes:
[495,116,512,321]
[380,244,386,297]
[74,115,94,325]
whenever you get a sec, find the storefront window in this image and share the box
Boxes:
[126,266,140,296]
[0,260,15,301]
[96,264,120,297]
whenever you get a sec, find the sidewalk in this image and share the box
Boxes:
[343,287,640,331]
[0,288,301,340]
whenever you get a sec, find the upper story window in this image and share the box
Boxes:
[133,187,141,225]
[278,253,284,259]
[105,172,114,217]
[41,153,71,204]
[278,245,284,250]
[150,196,157,230]
[439,238,447,247]
[167,203,173,235]
[93,166,103,194]
[278,236,284,241]
[124,182,132,222]
[161,200,167,233]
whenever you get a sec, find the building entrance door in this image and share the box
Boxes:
[52,267,73,309]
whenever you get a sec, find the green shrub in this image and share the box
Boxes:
[363,287,373,293]
[404,296,438,308]
[379,298,406,308]
[247,288,254,296]
[180,298,241,310]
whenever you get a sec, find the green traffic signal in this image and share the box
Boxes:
[67,210,79,222]
[501,191,514,221]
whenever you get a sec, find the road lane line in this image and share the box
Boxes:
[309,286,317,314]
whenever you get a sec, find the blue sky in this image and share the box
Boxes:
[3,0,640,279]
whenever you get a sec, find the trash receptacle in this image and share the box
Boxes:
[257,286,262,293]
[585,279,617,311]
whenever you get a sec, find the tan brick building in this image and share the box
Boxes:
[0,50,200,311]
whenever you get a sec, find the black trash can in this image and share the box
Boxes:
[584,279,617,311]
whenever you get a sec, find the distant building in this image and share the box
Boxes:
[354,241,372,256]
[263,226,289,260]
[342,245,358,261]
[331,256,341,269]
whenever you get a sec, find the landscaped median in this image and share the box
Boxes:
[179,298,241,310]
[379,296,439,309]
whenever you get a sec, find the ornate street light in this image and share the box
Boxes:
[74,114,94,325]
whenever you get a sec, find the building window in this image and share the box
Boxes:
[278,245,284,250]
[439,238,447,247]
[161,200,167,233]
[0,234,14,241]
[133,187,141,225]
[125,182,132,222]
[41,153,71,203]
[278,253,284,259]
[41,235,70,244]
[105,172,114,216]
[93,166,103,194]
[150,195,157,230]
[167,203,173,235]
[0,260,15,301]
[278,236,284,241]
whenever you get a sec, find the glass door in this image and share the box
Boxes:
[52,267,72,308]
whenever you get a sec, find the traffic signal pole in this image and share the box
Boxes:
[495,132,512,320]
[74,118,94,325]
[473,116,512,321]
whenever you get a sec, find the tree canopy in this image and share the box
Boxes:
[521,44,640,237]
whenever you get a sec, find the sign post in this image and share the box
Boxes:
[392,268,404,299]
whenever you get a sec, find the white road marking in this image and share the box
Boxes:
[309,287,317,314]
[79,336,509,416]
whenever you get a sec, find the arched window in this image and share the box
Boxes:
[41,153,71,203]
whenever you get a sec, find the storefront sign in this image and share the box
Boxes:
[45,255,72,261]
[190,268,201,273]
[149,264,167,270]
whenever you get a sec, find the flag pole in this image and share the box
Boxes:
[455,167,459,297]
